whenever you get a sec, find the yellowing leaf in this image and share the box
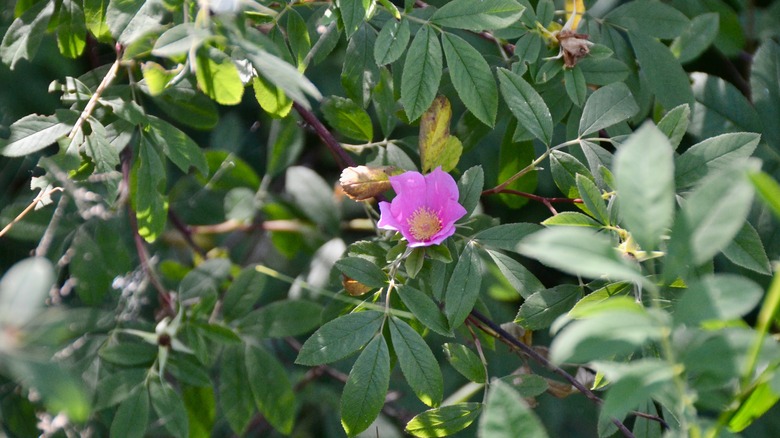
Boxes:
[142,62,181,96]
[419,96,462,173]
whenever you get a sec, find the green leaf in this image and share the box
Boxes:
[405,403,482,437]
[598,359,676,422]
[340,335,391,437]
[542,211,602,228]
[473,223,541,253]
[675,132,760,189]
[246,344,295,434]
[0,0,54,69]
[515,284,581,330]
[99,342,157,366]
[750,171,780,220]
[243,45,321,109]
[689,73,761,138]
[676,274,765,326]
[578,57,630,86]
[497,127,537,209]
[146,116,208,176]
[287,8,311,70]
[485,249,544,299]
[286,165,340,232]
[550,298,662,363]
[195,49,244,106]
[149,381,189,438]
[182,386,216,438]
[266,116,303,177]
[441,32,497,127]
[729,380,780,432]
[105,0,164,45]
[57,0,87,58]
[670,12,719,63]
[321,96,373,142]
[178,258,231,300]
[444,243,482,329]
[70,224,131,305]
[431,0,526,31]
[152,88,219,130]
[222,267,267,321]
[675,164,756,265]
[84,0,112,42]
[94,368,148,410]
[751,39,780,151]
[252,75,293,118]
[152,23,209,57]
[389,317,443,407]
[578,82,638,137]
[401,25,443,122]
[457,166,484,219]
[374,18,410,65]
[296,310,385,365]
[569,282,632,319]
[0,257,54,328]
[339,0,371,38]
[239,299,323,338]
[497,68,553,145]
[219,346,255,435]
[518,227,646,285]
[132,136,167,243]
[575,174,609,225]
[628,30,694,111]
[564,66,587,107]
[334,256,387,288]
[722,222,772,275]
[0,113,74,157]
[111,387,149,438]
[604,1,689,39]
[342,23,379,107]
[373,67,397,137]
[479,379,549,438]
[549,150,592,199]
[614,123,675,251]
[656,104,690,149]
[396,285,451,337]
[443,343,486,383]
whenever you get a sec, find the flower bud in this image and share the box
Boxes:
[339,166,394,201]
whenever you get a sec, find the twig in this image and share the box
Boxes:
[120,148,175,317]
[35,191,69,257]
[167,210,208,258]
[493,189,582,215]
[293,102,356,169]
[67,45,122,140]
[0,187,63,239]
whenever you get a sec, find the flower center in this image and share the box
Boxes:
[407,206,442,241]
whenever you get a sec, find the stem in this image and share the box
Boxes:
[495,189,582,215]
[68,51,121,140]
[0,187,63,239]
[293,102,356,169]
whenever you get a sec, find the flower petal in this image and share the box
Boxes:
[377,201,400,231]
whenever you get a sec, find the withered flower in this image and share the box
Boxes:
[339,166,394,201]
[556,29,593,68]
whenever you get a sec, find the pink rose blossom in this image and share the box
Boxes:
[377,167,467,247]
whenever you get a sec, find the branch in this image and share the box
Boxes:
[67,45,122,139]
[293,102,356,169]
[468,309,669,435]
[492,189,582,215]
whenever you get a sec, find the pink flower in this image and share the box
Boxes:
[377,167,467,247]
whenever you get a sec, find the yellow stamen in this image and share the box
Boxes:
[407,206,442,241]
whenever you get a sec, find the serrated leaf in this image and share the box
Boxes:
[578,82,638,137]
[615,123,675,251]
[296,311,385,365]
[457,165,484,219]
[405,403,482,437]
[656,104,690,149]
[195,49,244,105]
[341,335,391,437]
[628,30,694,111]
[441,32,497,127]
[542,211,602,228]
[751,40,780,151]
[219,346,255,435]
[287,8,311,70]
[674,275,763,326]
[339,0,371,38]
[246,344,295,434]
[569,282,632,318]
[419,95,461,172]
[0,0,54,69]
[443,343,486,383]
[575,174,609,225]
[239,299,323,338]
[479,379,549,438]
[578,57,630,86]
[444,244,482,329]
[146,116,208,175]
[675,132,760,189]
[550,150,592,198]
[321,96,373,142]
[497,68,553,145]
[689,73,761,139]
[334,256,387,288]
[604,1,689,39]
[518,227,646,285]
[401,25,443,122]
[390,317,443,407]
[342,23,379,107]
[132,136,167,243]
[473,223,541,253]
[564,66,587,107]
[670,12,719,63]
[485,249,544,299]
[516,284,581,330]
[57,0,87,58]
[252,75,293,118]
[723,222,771,275]
[396,285,451,337]
[242,45,321,109]
[431,0,526,31]
[374,18,410,65]
[0,113,74,157]
[152,23,208,57]
[105,0,165,45]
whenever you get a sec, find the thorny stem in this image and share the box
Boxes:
[121,148,175,318]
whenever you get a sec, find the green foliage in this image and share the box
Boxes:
[2,0,780,437]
